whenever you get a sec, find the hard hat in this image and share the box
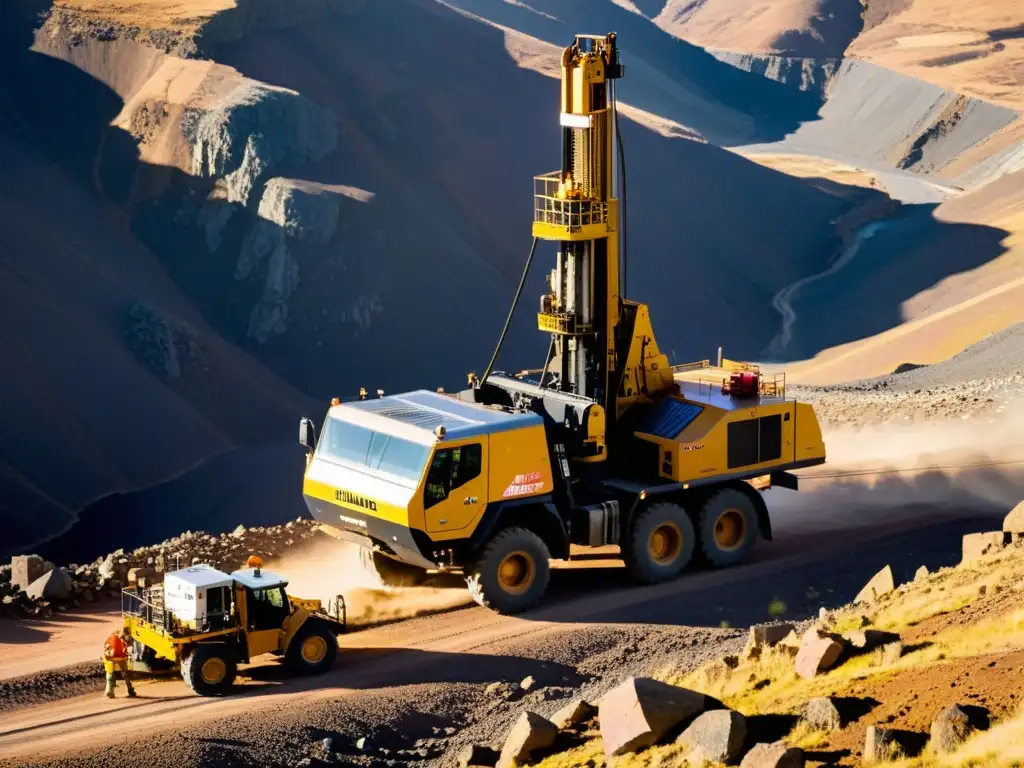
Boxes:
[246,555,264,569]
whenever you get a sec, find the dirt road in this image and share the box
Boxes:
[0,498,1007,768]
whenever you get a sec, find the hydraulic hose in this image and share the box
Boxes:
[614,103,628,300]
[479,237,539,389]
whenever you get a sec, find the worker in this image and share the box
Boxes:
[103,626,137,699]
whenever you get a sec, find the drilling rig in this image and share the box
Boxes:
[301,32,826,614]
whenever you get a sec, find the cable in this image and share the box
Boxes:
[798,457,1024,482]
[479,237,539,389]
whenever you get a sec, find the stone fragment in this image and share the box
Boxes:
[550,698,596,730]
[962,532,1011,564]
[855,565,895,604]
[748,623,796,651]
[794,632,845,679]
[1003,501,1024,534]
[930,704,974,754]
[677,709,747,764]
[11,555,46,591]
[804,697,842,732]
[520,675,536,692]
[841,629,902,652]
[497,711,558,768]
[25,568,72,601]
[740,742,805,768]
[914,565,929,581]
[458,744,499,767]
[598,677,706,756]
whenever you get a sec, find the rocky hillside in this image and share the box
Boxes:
[0,0,900,555]
[454,505,1024,767]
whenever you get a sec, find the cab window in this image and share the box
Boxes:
[424,444,482,509]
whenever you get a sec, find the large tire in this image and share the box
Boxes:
[622,501,696,584]
[285,620,339,676]
[466,527,550,615]
[697,488,758,568]
[182,643,237,696]
[360,548,428,587]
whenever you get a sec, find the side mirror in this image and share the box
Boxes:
[299,417,316,451]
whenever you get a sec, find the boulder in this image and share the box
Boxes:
[914,565,929,581]
[677,709,747,764]
[962,532,1011,564]
[794,632,845,679]
[748,623,796,652]
[11,555,46,591]
[804,697,842,732]
[550,698,596,730]
[841,629,902,652]
[740,742,805,768]
[854,565,895,604]
[497,711,558,768]
[930,704,974,754]
[459,744,499,767]
[1004,501,1024,535]
[598,677,706,756]
[25,568,72,601]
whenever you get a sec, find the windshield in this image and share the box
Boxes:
[317,416,431,484]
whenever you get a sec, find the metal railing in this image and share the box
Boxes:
[533,172,608,231]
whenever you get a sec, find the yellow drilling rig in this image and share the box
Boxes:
[300,32,826,614]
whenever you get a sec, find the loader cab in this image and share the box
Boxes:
[231,567,292,633]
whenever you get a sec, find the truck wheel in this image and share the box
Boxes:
[182,643,236,696]
[466,527,550,614]
[698,488,757,568]
[361,548,428,587]
[623,501,696,584]
[286,620,339,675]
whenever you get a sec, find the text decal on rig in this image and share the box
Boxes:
[336,489,378,512]
[503,472,545,498]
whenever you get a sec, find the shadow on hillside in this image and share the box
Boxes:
[433,0,824,144]
[525,514,999,629]
[771,204,1012,361]
[0,2,311,560]
[36,445,310,565]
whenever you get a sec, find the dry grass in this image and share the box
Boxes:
[532,735,727,768]
[871,704,1024,767]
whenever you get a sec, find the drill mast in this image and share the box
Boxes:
[535,33,623,410]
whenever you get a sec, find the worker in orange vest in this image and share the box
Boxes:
[103,626,137,699]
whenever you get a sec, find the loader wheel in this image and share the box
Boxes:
[466,527,550,615]
[623,502,696,584]
[286,621,338,675]
[182,643,236,696]
[698,488,757,568]
[361,548,428,587]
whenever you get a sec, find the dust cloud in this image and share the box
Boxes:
[267,537,472,628]
[772,401,1024,535]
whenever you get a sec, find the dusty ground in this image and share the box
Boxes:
[0,507,1010,768]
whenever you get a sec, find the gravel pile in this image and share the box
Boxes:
[2,519,322,620]
[791,324,1024,427]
